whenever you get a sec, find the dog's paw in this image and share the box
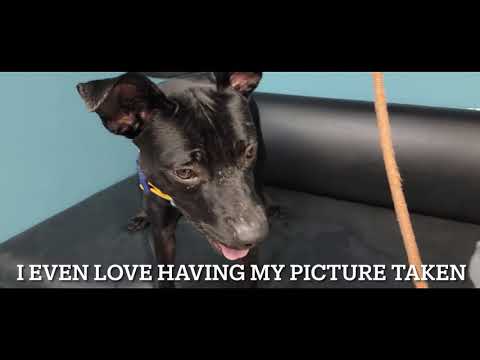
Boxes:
[267,204,288,220]
[127,213,150,232]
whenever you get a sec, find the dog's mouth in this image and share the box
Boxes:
[211,241,250,261]
[194,222,251,261]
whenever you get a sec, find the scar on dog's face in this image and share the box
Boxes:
[76,72,268,260]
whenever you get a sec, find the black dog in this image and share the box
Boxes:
[77,72,270,287]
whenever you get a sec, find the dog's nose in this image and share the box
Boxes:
[226,217,269,246]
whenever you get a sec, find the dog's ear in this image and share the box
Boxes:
[76,72,176,139]
[213,72,263,97]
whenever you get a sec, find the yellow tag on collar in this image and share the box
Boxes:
[139,182,173,202]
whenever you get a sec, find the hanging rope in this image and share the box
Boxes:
[372,72,428,289]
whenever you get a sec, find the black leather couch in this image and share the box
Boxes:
[1,92,479,288]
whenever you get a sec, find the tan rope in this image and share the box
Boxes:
[372,72,428,289]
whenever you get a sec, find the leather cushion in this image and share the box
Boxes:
[255,93,480,224]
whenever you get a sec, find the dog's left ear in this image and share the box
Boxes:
[214,72,263,97]
[76,72,176,139]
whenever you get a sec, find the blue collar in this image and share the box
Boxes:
[136,157,150,194]
[137,156,176,207]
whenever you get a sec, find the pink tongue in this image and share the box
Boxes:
[217,243,250,261]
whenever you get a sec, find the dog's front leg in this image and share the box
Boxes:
[147,202,181,288]
[128,193,150,232]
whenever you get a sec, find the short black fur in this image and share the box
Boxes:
[77,72,270,288]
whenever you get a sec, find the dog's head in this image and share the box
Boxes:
[76,72,268,260]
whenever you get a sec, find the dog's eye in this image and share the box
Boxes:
[245,144,256,160]
[175,168,196,180]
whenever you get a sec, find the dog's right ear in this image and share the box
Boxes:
[76,72,177,139]
[213,72,263,98]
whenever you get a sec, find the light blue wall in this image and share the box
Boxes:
[0,72,130,242]
[2,72,480,242]
[259,72,480,110]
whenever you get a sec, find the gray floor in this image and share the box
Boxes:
[1,176,479,288]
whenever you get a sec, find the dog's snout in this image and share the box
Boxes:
[226,214,268,246]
